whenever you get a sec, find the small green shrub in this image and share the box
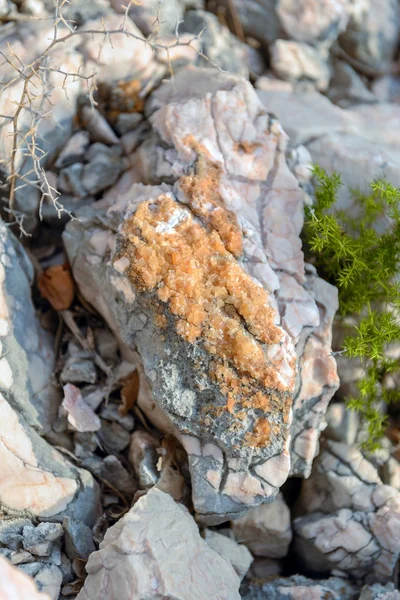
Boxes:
[304,165,400,451]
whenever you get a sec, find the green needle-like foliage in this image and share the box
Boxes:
[304,165,400,451]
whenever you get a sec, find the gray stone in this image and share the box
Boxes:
[115,113,144,137]
[204,529,253,581]
[100,403,135,430]
[0,519,32,551]
[241,574,359,600]
[339,0,400,73]
[231,493,292,558]
[0,222,60,433]
[34,564,63,600]
[98,420,131,454]
[80,106,119,145]
[325,402,360,445]
[181,10,248,78]
[109,0,184,35]
[328,60,376,107]
[359,583,400,600]
[55,131,90,169]
[128,430,160,489]
[60,358,97,384]
[372,75,400,104]
[58,163,87,198]
[294,440,400,582]
[76,488,240,600]
[63,517,95,561]
[83,454,138,497]
[215,0,282,49]
[22,522,63,557]
[82,152,122,195]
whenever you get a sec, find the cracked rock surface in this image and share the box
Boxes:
[64,67,338,523]
[294,440,400,582]
[76,488,241,600]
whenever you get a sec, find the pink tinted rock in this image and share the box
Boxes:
[62,384,101,433]
[0,557,50,600]
[76,488,240,600]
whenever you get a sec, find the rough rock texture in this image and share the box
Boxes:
[270,40,331,91]
[0,222,59,433]
[359,583,400,600]
[231,492,292,557]
[64,67,339,522]
[204,529,253,580]
[256,77,400,215]
[0,390,100,524]
[294,440,400,582]
[339,0,400,72]
[76,488,241,600]
[0,556,51,600]
[241,574,359,600]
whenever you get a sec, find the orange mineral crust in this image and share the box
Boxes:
[116,191,295,447]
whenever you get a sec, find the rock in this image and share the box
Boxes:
[62,384,101,432]
[359,583,400,600]
[0,393,100,525]
[22,523,63,557]
[270,40,331,91]
[247,557,282,579]
[241,574,359,600]
[34,564,63,600]
[76,488,240,600]
[97,420,131,454]
[294,440,400,581]
[0,222,60,433]
[64,67,339,521]
[0,518,33,551]
[372,76,400,104]
[82,150,123,195]
[0,556,51,599]
[57,163,87,198]
[115,113,144,137]
[128,430,161,489]
[214,0,282,49]
[63,517,95,561]
[276,0,350,47]
[84,454,138,497]
[100,403,135,430]
[325,402,360,445]
[55,131,90,169]
[60,358,97,384]
[181,10,248,78]
[80,106,119,146]
[204,529,253,580]
[231,493,292,558]
[381,458,400,491]
[339,0,400,73]
[327,60,376,107]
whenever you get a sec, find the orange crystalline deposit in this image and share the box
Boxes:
[115,186,295,448]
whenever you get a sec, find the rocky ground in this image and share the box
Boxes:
[0,0,400,598]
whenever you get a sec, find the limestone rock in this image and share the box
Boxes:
[359,583,400,600]
[204,529,253,581]
[339,0,400,73]
[327,60,376,107]
[276,0,350,47]
[231,493,292,558]
[0,222,60,433]
[76,488,241,600]
[0,391,100,525]
[109,0,184,36]
[270,40,331,91]
[0,556,51,600]
[294,440,400,581]
[241,574,359,600]
[64,67,339,522]
[181,10,248,78]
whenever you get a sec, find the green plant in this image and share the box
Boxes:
[304,165,400,451]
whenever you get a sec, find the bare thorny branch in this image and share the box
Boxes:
[0,0,219,234]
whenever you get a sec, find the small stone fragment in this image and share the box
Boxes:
[55,131,90,169]
[82,151,122,195]
[359,583,400,600]
[97,420,131,454]
[128,430,160,489]
[80,106,119,145]
[62,384,101,432]
[0,519,32,551]
[63,517,95,561]
[57,163,87,198]
[76,488,240,600]
[61,358,97,385]
[204,529,253,581]
[231,493,292,558]
[22,523,63,557]
[241,574,359,600]
[100,403,135,430]
[34,565,63,600]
